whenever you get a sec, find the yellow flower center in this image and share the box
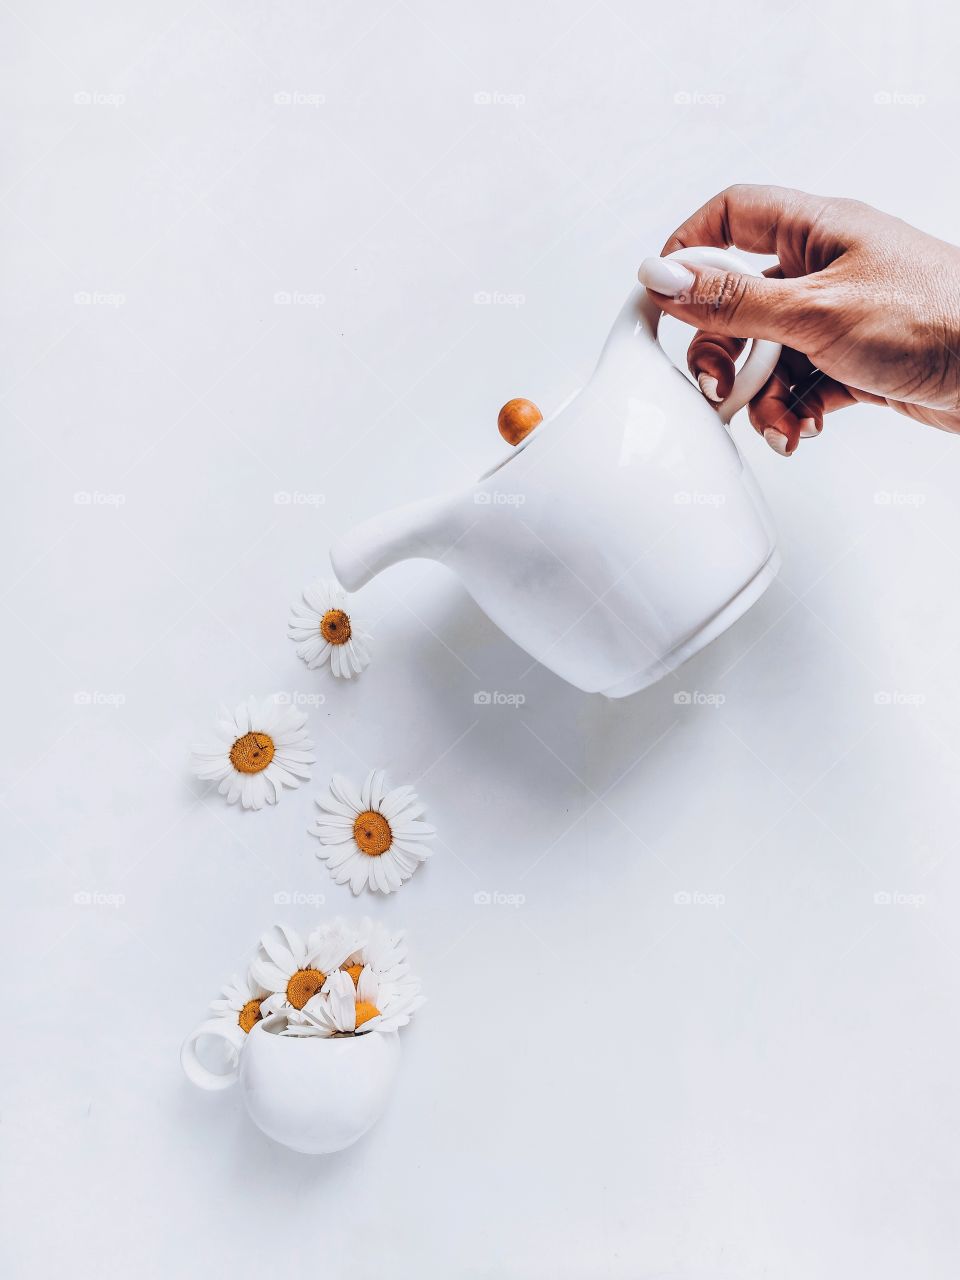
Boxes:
[229,732,275,774]
[353,810,392,856]
[343,963,363,986]
[238,998,263,1034]
[286,968,326,1010]
[355,1000,380,1029]
[320,608,352,645]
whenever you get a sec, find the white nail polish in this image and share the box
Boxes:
[763,428,790,456]
[798,417,820,438]
[638,257,696,297]
[697,373,722,403]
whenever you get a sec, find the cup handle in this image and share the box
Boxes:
[647,246,782,426]
[180,1018,245,1091]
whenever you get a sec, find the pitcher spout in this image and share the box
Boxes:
[330,491,466,591]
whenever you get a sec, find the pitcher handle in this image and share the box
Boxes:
[639,245,782,426]
[180,1017,245,1091]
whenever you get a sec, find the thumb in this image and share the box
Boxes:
[638,256,817,345]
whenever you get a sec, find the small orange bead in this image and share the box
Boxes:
[497,398,543,446]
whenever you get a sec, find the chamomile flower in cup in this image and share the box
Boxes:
[209,969,270,1035]
[251,921,360,1019]
[340,916,413,987]
[285,966,424,1038]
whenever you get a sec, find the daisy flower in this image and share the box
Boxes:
[209,969,270,1035]
[251,921,360,1019]
[340,917,411,986]
[310,770,435,895]
[285,966,424,1038]
[350,917,425,1001]
[288,579,371,679]
[336,918,423,1016]
[191,695,314,810]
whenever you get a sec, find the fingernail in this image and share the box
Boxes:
[798,417,820,438]
[763,428,791,457]
[697,373,722,403]
[638,257,696,297]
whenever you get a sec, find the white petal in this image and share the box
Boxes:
[329,774,362,813]
[311,825,356,849]
[388,847,419,874]
[357,966,379,1004]
[303,581,339,615]
[192,759,232,781]
[391,817,435,839]
[259,992,287,1017]
[315,796,357,820]
[312,811,355,829]
[265,762,303,791]
[291,636,322,654]
[271,756,313,782]
[321,841,360,869]
[242,775,264,810]
[371,858,391,894]
[380,786,417,819]
[368,770,387,810]
[360,771,377,810]
[256,701,280,736]
[380,855,404,891]
[258,927,297,974]
[391,800,428,823]
[250,958,290,993]
[327,970,357,1029]
[344,641,365,674]
[349,858,371,895]
[392,839,432,861]
[348,635,371,665]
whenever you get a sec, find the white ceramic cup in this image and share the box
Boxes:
[181,1016,401,1154]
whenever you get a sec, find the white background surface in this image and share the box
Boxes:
[3,2,960,1277]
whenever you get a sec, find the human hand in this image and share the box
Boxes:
[638,184,960,454]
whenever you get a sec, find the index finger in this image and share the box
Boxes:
[661,184,827,258]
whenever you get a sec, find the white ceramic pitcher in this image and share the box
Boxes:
[331,248,781,697]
